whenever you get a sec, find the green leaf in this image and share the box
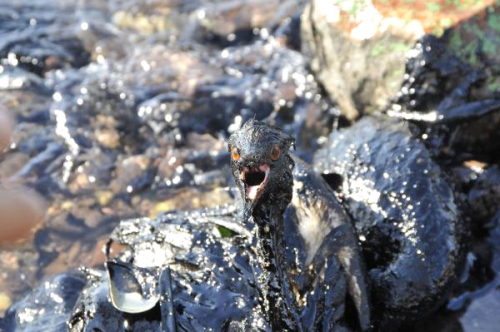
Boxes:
[217,225,236,238]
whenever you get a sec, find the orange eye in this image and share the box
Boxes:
[270,145,280,160]
[231,147,240,161]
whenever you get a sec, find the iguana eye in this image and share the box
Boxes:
[231,147,240,161]
[270,145,280,160]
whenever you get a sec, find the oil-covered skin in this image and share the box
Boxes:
[228,120,370,331]
[290,157,371,331]
[314,116,467,329]
[229,120,304,331]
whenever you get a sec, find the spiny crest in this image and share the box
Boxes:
[228,119,295,151]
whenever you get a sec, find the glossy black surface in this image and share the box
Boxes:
[314,116,468,329]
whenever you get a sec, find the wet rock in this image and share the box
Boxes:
[33,211,119,277]
[459,288,500,332]
[2,271,86,332]
[445,161,500,328]
[197,39,339,148]
[156,149,188,180]
[453,163,500,228]
[14,142,65,179]
[389,35,471,115]
[109,0,200,39]
[106,0,302,48]
[0,3,90,76]
[136,39,338,151]
[0,66,46,91]
[137,92,193,137]
[385,4,500,160]
[446,208,500,332]
[301,0,425,121]
[113,11,175,35]
[128,47,221,98]
[314,116,467,328]
[0,250,38,317]
[110,155,152,194]
[192,0,302,46]
[94,128,120,150]
[274,11,302,51]
[65,210,262,331]
[301,0,497,122]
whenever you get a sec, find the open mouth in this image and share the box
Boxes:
[240,164,270,200]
